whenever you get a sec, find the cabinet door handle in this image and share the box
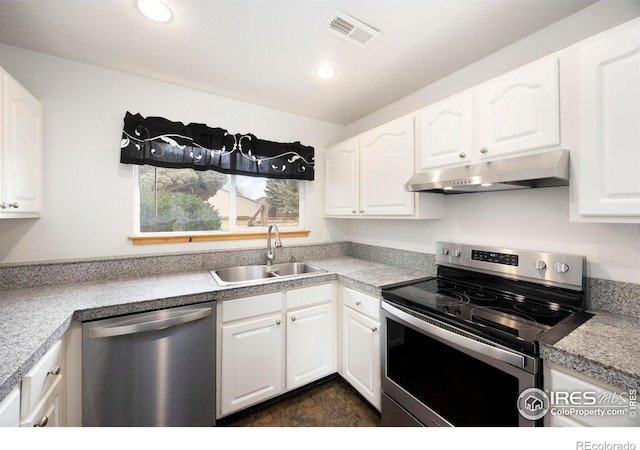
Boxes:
[459,152,466,159]
[371,327,378,333]
[352,210,357,214]
[275,319,281,325]
[480,147,488,154]
[47,366,61,376]
[291,316,296,322]
[33,416,49,427]
[355,301,361,306]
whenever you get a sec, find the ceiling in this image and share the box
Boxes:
[0,0,595,125]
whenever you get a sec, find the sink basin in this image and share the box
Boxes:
[211,262,327,286]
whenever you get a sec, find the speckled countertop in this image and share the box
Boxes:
[0,256,432,403]
[541,312,640,393]
[1,254,637,406]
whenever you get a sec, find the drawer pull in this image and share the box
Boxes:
[291,316,296,322]
[355,301,361,306]
[47,366,61,376]
[371,327,378,333]
[33,416,49,427]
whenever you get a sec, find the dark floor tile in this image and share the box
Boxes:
[223,378,381,427]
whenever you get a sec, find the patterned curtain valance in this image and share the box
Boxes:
[120,112,315,181]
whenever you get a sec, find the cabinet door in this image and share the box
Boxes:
[359,116,415,216]
[220,313,284,416]
[342,306,381,410]
[3,73,43,214]
[477,58,559,159]
[417,92,474,169]
[286,303,335,390]
[578,21,640,217]
[325,138,359,217]
[20,375,63,427]
[0,388,20,427]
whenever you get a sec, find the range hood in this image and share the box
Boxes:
[405,149,569,194]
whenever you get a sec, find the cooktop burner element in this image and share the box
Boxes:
[381,242,588,355]
[464,289,498,302]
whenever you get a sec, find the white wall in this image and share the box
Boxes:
[338,2,640,284]
[0,44,346,263]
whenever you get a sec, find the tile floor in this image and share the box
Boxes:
[221,377,381,427]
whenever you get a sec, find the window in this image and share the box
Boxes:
[135,166,302,234]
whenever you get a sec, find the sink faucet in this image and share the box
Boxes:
[266,224,282,265]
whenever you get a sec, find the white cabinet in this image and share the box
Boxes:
[220,312,285,416]
[416,57,560,170]
[324,137,359,216]
[0,388,20,427]
[575,19,640,220]
[476,57,559,159]
[340,287,381,411]
[544,361,637,427]
[286,303,335,390]
[218,283,336,417]
[0,67,43,218]
[417,92,473,169]
[359,116,416,216]
[19,339,65,427]
[325,116,444,219]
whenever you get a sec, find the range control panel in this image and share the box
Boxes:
[471,250,519,266]
[435,242,586,291]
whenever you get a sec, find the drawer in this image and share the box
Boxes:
[20,375,63,427]
[21,340,63,419]
[285,283,333,310]
[222,292,282,322]
[343,287,380,321]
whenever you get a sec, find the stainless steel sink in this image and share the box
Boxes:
[210,262,327,286]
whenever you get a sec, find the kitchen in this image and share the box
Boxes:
[0,0,639,447]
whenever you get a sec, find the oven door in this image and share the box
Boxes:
[381,300,539,427]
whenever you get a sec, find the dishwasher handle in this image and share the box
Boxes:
[88,307,212,339]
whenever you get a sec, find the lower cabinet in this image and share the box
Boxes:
[220,313,284,416]
[340,286,381,411]
[0,388,20,427]
[544,361,637,427]
[218,283,336,417]
[19,339,65,427]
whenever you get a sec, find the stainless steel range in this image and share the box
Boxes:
[380,242,592,427]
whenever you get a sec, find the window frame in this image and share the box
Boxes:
[131,166,307,244]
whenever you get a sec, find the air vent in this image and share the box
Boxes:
[323,10,380,48]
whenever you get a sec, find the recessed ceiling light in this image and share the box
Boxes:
[444,187,453,191]
[480,183,493,187]
[315,66,336,79]
[138,0,173,23]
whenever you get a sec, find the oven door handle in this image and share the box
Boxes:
[382,301,526,370]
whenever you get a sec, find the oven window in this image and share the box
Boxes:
[386,317,521,426]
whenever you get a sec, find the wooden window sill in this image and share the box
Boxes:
[128,230,311,245]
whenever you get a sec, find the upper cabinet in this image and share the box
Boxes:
[324,137,359,217]
[0,67,43,218]
[416,92,473,169]
[417,57,560,171]
[325,116,444,219]
[476,57,560,160]
[573,19,640,221]
[359,116,415,216]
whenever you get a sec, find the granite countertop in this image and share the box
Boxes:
[0,256,433,402]
[1,254,637,405]
[541,312,640,393]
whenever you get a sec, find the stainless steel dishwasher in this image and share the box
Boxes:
[82,301,216,427]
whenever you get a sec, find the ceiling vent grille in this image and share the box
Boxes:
[323,10,380,48]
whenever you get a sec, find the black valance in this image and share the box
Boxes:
[120,112,314,181]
